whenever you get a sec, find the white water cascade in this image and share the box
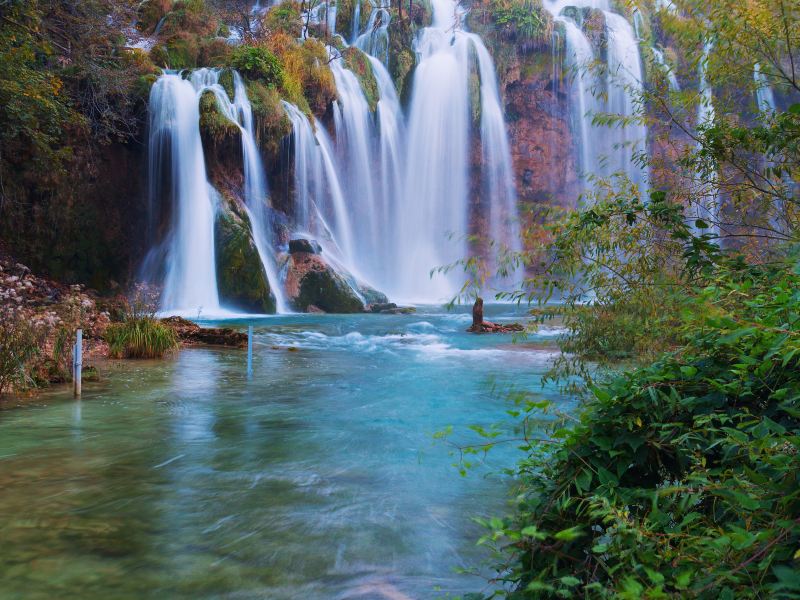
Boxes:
[694,40,719,237]
[545,2,649,198]
[149,73,220,314]
[354,4,392,65]
[754,63,776,113]
[150,69,288,314]
[281,101,355,260]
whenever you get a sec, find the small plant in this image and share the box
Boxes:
[103,285,178,359]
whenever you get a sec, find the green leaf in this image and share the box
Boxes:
[554,526,584,541]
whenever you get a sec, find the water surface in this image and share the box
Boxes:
[0,306,569,599]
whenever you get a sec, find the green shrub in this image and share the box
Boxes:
[468,264,800,598]
[104,318,178,359]
[230,46,284,88]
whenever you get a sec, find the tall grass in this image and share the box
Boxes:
[104,317,178,359]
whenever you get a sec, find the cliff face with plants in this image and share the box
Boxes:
[468,0,580,220]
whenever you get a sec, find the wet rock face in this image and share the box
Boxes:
[503,61,580,213]
[284,252,365,313]
[214,208,277,314]
[288,238,322,254]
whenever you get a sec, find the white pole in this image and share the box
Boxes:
[74,328,82,398]
[247,325,253,378]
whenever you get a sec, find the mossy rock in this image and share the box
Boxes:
[357,283,389,306]
[247,81,293,157]
[297,267,364,313]
[215,208,277,314]
[342,47,379,112]
[199,90,240,146]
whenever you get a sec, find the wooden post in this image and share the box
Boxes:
[73,328,82,398]
[247,325,253,378]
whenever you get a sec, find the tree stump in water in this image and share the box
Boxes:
[467,297,525,333]
[472,297,484,329]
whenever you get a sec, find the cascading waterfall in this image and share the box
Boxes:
[754,63,776,113]
[281,101,355,259]
[149,73,221,314]
[474,36,521,274]
[367,55,405,276]
[545,1,649,198]
[354,4,392,66]
[394,0,472,300]
[558,16,601,187]
[653,47,680,91]
[695,40,719,237]
[603,11,649,194]
[150,68,288,314]
[328,56,381,282]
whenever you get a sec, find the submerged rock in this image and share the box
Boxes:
[215,208,276,314]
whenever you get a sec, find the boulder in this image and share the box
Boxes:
[288,238,322,254]
[358,284,389,306]
[215,208,277,314]
[284,252,364,313]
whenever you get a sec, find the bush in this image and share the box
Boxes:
[469,264,800,598]
[230,46,284,88]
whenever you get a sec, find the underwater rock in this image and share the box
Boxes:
[215,208,276,314]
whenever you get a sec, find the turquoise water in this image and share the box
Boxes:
[0,306,569,599]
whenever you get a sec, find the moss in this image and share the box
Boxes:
[342,47,379,111]
[262,34,336,118]
[136,0,171,33]
[264,1,303,37]
[247,81,293,157]
[296,268,364,313]
[199,90,240,145]
[215,207,277,314]
[218,69,235,101]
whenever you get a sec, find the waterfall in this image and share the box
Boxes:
[546,3,649,197]
[354,5,392,66]
[232,73,289,313]
[558,17,601,188]
[653,47,680,91]
[394,0,471,300]
[281,101,355,260]
[149,73,221,314]
[694,40,719,237]
[149,69,289,314]
[754,63,776,113]
[351,0,361,44]
[603,11,649,195]
[474,36,521,273]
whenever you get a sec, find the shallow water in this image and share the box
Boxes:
[0,305,571,599]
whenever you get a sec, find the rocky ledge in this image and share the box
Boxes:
[161,316,247,348]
